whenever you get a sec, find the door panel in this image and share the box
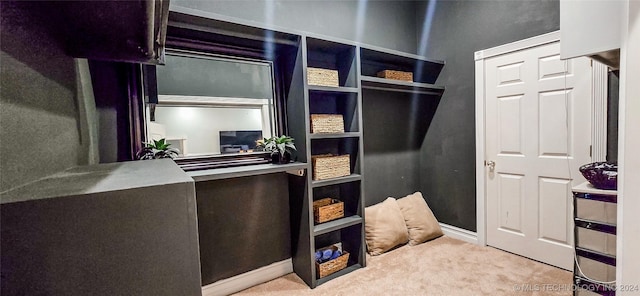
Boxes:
[538,177,571,244]
[498,173,525,234]
[498,95,524,155]
[485,41,591,269]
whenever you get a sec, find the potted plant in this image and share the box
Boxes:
[136,138,180,160]
[257,135,296,164]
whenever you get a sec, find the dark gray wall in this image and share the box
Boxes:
[171,0,418,53]
[416,0,560,231]
[0,2,84,192]
[363,89,440,206]
[195,174,291,285]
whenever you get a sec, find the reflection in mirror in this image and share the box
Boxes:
[146,51,276,158]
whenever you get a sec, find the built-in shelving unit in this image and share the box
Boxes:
[287,36,445,288]
[166,9,446,290]
[286,36,367,288]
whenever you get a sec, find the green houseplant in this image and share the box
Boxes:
[257,135,296,164]
[137,138,180,160]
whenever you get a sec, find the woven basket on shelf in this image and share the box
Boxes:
[313,198,345,223]
[316,245,350,278]
[377,70,413,82]
[312,154,351,181]
[307,67,339,87]
[310,114,345,134]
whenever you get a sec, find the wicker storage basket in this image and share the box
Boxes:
[312,154,351,180]
[377,70,413,82]
[316,245,349,278]
[308,67,339,87]
[313,198,345,223]
[310,114,345,134]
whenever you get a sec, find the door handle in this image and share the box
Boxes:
[486,160,495,172]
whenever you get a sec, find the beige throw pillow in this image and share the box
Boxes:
[396,192,443,245]
[364,197,409,255]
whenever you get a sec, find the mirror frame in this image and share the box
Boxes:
[143,49,281,171]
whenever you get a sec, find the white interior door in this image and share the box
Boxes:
[484,41,591,270]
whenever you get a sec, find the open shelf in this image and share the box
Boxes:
[306,37,357,88]
[308,85,359,93]
[314,223,364,282]
[311,137,360,175]
[310,132,361,139]
[313,215,363,236]
[313,178,361,217]
[309,91,359,133]
[312,174,362,188]
[360,46,444,84]
[360,76,444,96]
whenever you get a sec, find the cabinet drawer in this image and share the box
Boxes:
[576,227,616,256]
[575,248,616,283]
[576,198,617,224]
[575,218,616,256]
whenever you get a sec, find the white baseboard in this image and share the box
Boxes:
[201,258,293,296]
[439,222,478,245]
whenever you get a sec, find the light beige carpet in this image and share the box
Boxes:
[234,236,572,296]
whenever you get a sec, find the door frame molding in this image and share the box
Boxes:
[474,31,561,247]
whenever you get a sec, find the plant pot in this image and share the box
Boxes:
[271,151,291,164]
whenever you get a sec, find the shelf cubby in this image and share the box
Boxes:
[306,37,358,88]
[309,91,359,133]
[313,180,362,218]
[360,46,444,84]
[313,223,365,282]
[311,137,360,175]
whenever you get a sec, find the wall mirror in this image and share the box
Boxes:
[145,50,277,159]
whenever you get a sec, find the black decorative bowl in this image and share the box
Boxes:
[579,162,618,190]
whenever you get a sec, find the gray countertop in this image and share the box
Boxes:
[1,159,193,204]
[187,162,308,182]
